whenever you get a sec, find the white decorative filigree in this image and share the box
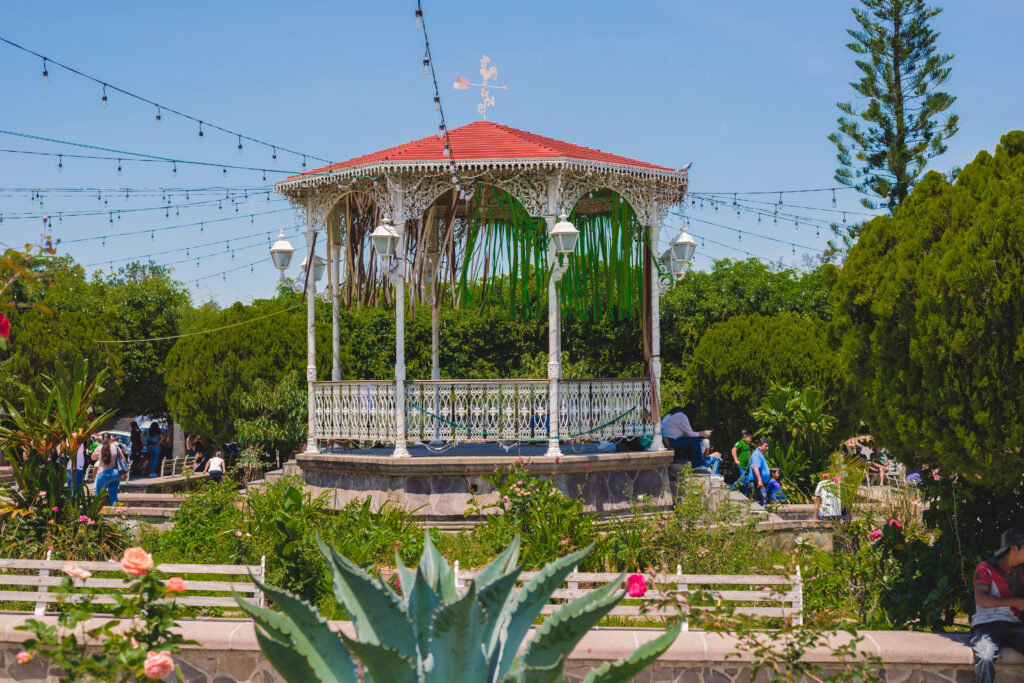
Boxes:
[405,380,549,443]
[313,381,396,443]
[559,379,653,440]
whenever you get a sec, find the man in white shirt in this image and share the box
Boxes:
[661,404,710,467]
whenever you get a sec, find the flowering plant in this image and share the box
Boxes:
[16,547,194,682]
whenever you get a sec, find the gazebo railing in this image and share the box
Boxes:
[312,378,655,445]
[313,381,396,443]
[405,379,549,443]
[559,378,654,440]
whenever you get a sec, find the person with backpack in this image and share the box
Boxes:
[971,528,1024,683]
[92,433,124,505]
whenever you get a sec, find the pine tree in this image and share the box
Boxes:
[829,0,958,210]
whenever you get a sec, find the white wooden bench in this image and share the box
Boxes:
[448,563,803,629]
[0,554,265,616]
[161,454,197,478]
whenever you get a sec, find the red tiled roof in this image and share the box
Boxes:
[293,121,678,178]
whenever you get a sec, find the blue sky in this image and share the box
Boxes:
[1,1,1020,304]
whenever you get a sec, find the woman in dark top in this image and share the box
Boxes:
[192,438,209,472]
[129,421,144,474]
[146,423,163,477]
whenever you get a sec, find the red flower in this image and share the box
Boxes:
[626,573,648,597]
[0,313,9,340]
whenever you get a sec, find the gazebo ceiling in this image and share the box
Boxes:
[275,120,688,225]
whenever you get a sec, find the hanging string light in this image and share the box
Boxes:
[155,105,161,126]
[237,135,243,156]
[57,154,62,173]
[101,83,108,108]
[832,189,837,208]
[415,6,423,27]
[423,53,431,77]
[41,57,48,84]
[117,158,122,176]
[198,121,204,143]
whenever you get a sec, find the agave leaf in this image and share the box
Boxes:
[233,581,359,683]
[580,622,682,683]
[408,565,440,656]
[476,564,525,664]
[497,657,565,683]
[340,636,418,683]
[419,530,456,603]
[252,627,323,683]
[425,583,489,683]
[394,552,417,600]
[474,534,521,589]
[520,572,627,671]
[317,536,416,659]
[497,544,593,678]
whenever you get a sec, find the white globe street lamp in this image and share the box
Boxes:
[371,221,400,259]
[269,231,295,282]
[549,212,580,255]
[670,226,697,280]
[300,254,327,284]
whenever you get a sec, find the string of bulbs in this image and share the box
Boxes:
[85,226,301,268]
[3,190,281,221]
[58,208,292,244]
[0,35,329,169]
[416,1,473,202]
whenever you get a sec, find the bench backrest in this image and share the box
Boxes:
[0,555,265,616]
[383,564,803,629]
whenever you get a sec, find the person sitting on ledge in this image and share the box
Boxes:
[765,467,787,502]
[698,437,723,477]
[660,404,709,468]
[971,528,1024,683]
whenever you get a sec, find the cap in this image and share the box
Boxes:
[995,528,1024,557]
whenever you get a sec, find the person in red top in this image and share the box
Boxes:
[971,528,1024,683]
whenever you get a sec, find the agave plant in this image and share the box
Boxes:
[237,533,680,682]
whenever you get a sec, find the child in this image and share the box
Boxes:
[971,528,1024,683]
[765,468,787,502]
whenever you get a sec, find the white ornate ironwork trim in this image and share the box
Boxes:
[559,378,654,440]
[405,380,549,443]
[313,381,396,443]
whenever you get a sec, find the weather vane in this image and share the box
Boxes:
[453,55,507,121]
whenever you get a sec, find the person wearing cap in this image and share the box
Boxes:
[971,528,1024,683]
[731,430,753,480]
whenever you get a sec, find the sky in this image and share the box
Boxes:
[1,1,1021,305]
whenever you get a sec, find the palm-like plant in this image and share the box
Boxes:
[237,533,680,683]
[753,382,837,495]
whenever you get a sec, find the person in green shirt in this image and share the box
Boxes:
[731,429,753,478]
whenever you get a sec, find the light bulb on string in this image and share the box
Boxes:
[271,147,277,164]
[262,171,267,182]
[222,273,226,282]
[175,206,180,217]
[792,244,796,255]
[732,193,737,207]
[218,201,223,211]
[97,191,102,202]
[301,156,306,171]
[186,248,190,257]
[172,162,177,177]
[816,226,820,237]
[198,122,204,142]
[155,106,161,126]
[438,122,445,135]
[196,259,199,268]
[101,84,108,108]
[691,197,695,207]
[250,215,254,224]
[443,141,450,157]
[778,192,783,208]
[185,191,189,201]
[102,236,106,246]
[57,212,61,224]
[222,167,227,177]
[117,211,121,221]
[250,264,254,273]
[423,55,430,76]
[773,211,777,226]
[832,189,837,208]
[433,94,440,112]
[842,212,847,226]
[57,155,62,173]
[200,222,204,233]
[165,208,169,220]
[757,213,761,224]
[108,213,113,226]
[117,159,122,176]
[794,219,799,230]
[415,6,423,28]
[42,58,48,84]
[150,230,155,240]
[238,135,244,156]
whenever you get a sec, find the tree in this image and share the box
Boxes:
[164,301,340,445]
[829,0,958,210]
[682,313,852,454]
[234,371,307,462]
[832,131,1024,486]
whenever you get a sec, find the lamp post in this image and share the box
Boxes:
[269,232,295,283]
[546,212,580,458]
[371,219,410,457]
[670,226,697,280]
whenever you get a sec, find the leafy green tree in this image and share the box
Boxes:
[832,131,1024,486]
[164,301,340,445]
[234,371,307,462]
[752,383,838,494]
[829,0,958,210]
[683,313,852,454]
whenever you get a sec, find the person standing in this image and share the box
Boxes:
[129,421,144,474]
[813,473,844,520]
[66,442,86,495]
[92,433,123,505]
[731,430,753,479]
[146,423,163,477]
[970,529,1024,683]
[746,438,771,506]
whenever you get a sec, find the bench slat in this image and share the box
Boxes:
[0,575,256,593]
[0,591,257,608]
[0,559,259,574]
[454,570,794,586]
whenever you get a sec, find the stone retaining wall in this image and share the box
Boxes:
[2,614,1021,682]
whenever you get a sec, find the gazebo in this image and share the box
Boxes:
[272,121,694,514]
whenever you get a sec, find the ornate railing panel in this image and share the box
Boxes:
[313,381,396,442]
[559,378,654,440]
[405,380,550,443]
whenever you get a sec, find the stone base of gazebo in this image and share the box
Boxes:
[288,444,674,518]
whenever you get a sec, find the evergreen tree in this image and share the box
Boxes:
[829,0,958,210]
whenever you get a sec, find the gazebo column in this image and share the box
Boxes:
[649,223,664,452]
[545,215,563,458]
[303,198,318,454]
[327,207,342,381]
[392,218,410,458]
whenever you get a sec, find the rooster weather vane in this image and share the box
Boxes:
[453,55,507,121]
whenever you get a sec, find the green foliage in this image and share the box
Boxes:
[752,383,838,495]
[830,0,958,210]
[17,560,194,682]
[152,482,246,565]
[164,301,336,445]
[234,370,307,461]
[832,132,1024,486]
[236,532,679,683]
[683,313,852,455]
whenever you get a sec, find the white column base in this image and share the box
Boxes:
[650,432,665,452]
[545,438,562,458]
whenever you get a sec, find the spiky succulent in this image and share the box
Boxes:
[236,532,679,682]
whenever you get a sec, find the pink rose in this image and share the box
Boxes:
[235,530,243,537]
[244,532,251,538]
[0,313,10,341]
[121,547,154,577]
[833,475,841,483]
[63,563,92,579]
[626,573,648,598]
[87,519,95,526]
[502,495,509,504]
[868,529,882,541]
[888,519,901,529]
[143,650,175,680]
[16,650,30,665]
[46,546,53,551]
[79,515,89,522]
[52,507,59,512]
[165,576,187,594]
